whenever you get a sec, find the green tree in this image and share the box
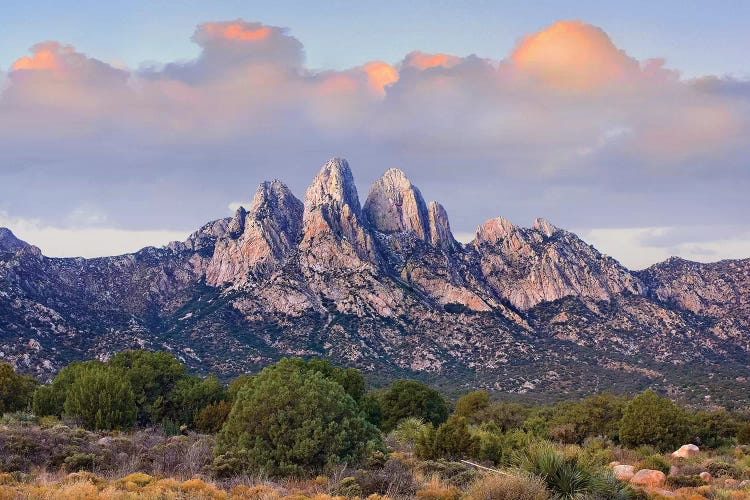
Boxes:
[227,374,255,402]
[380,380,449,432]
[108,350,186,424]
[415,416,480,460]
[454,390,489,420]
[0,362,37,413]
[619,390,690,450]
[32,360,101,416]
[63,365,137,430]
[194,400,232,434]
[215,358,380,477]
[549,393,627,443]
[153,375,225,426]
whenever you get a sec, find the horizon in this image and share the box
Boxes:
[1,2,749,269]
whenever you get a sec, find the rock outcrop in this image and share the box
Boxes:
[0,228,29,254]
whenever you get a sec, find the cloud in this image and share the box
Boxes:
[0,18,747,264]
[0,212,188,258]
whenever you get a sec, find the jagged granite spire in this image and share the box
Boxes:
[364,168,430,241]
[0,228,28,253]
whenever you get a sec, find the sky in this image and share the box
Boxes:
[0,1,748,269]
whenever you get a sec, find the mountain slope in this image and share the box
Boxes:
[1,158,747,405]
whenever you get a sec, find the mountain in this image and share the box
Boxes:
[1,158,748,405]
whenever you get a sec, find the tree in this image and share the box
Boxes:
[619,390,690,450]
[454,390,490,420]
[32,360,101,417]
[153,375,225,426]
[380,380,449,432]
[415,416,479,460]
[215,358,380,477]
[0,362,37,413]
[549,393,627,443]
[108,350,186,424]
[63,365,137,430]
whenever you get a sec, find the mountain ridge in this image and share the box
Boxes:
[1,158,748,405]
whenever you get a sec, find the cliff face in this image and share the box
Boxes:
[1,158,748,404]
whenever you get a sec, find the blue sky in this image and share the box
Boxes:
[0,1,748,268]
[2,0,748,78]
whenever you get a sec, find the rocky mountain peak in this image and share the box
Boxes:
[474,216,518,244]
[304,158,361,216]
[533,217,559,237]
[0,228,28,253]
[363,168,430,241]
[427,201,456,249]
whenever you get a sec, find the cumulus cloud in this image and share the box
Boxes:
[0,18,747,265]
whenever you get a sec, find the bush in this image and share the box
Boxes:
[417,460,478,488]
[215,358,381,477]
[666,474,707,488]
[355,457,417,496]
[416,416,479,460]
[63,365,137,430]
[619,390,691,451]
[0,363,37,413]
[415,477,461,500]
[549,393,627,444]
[455,391,490,420]
[194,400,232,434]
[474,402,530,431]
[390,417,429,451]
[380,380,449,432]
[32,361,102,417]
[517,442,634,499]
[62,453,97,472]
[705,460,739,478]
[465,472,551,500]
[737,423,750,445]
[152,375,225,427]
[333,477,362,498]
[636,454,670,475]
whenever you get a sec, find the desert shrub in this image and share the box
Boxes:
[415,477,461,500]
[705,460,739,478]
[636,454,670,475]
[108,349,187,425]
[465,471,551,500]
[333,476,362,498]
[63,365,137,430]
[619,390,691,450]
[666,474,707,488]
[355,457,417,496]
[473,402,531,431]
[416,416,479,460]
[578,436,616,468]
[0,411,37,426]
[738,423,750,445]
[549,393,626,444]
[474,428,504,464]
[227,374,254,402]
[691,410,740,448]
[417,460,478,488]
[517,442,634,499]
[215,358,381,477]
[62,452,97,472]
[379,380,449,432]
[455,391,490,420]
[194,400,232,434]
[0,363,37,413]
[390,417,429,451]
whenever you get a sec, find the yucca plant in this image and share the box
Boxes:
[517,442,635,499]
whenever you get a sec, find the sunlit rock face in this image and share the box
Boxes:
[0,157,748,408]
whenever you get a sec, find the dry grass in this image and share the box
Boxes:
[464,471,551,500]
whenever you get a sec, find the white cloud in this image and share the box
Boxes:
[0,212,188,258]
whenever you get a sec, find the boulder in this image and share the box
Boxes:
[613,464,635,481]
[671,444,699,458]
[699,471,712,483]
[630,469,667,488]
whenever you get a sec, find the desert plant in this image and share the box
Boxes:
[0,363,37,413]
[194,400,232,434]
[63,365,137,430]
[619,390,691,451]
[455,391,490,420]
[636,454,671,475]
[215,358,381,477]
[416,416,479,460]
[379,380,449,432]
[465,471,551,500]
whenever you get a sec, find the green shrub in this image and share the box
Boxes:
[62,452,97,472]
[333,477,362,498]
[737,423,750,445]
[549,393,627,444]
[152,375,225,427]
[636,454,670,475]
[666,475,707,488]
[215,358,380,477]
[63,365,137,430]
[517,442,635,499]
[390,417,429,450]
[455,391,489,420]
[380,380,449,432]
[417,460,478,488]
[619,390,691,451]
[0,363,37,413]
[416,416,479,460]
[32,361,102,417]
[474,402,531,432]
[705,460,738,478]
